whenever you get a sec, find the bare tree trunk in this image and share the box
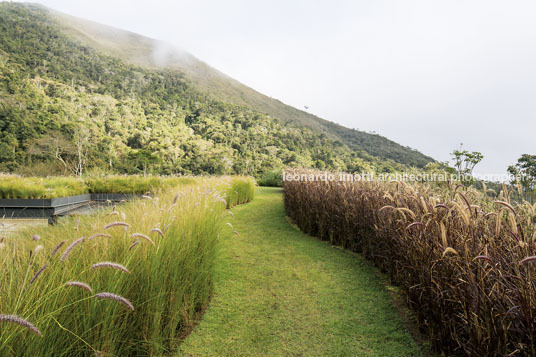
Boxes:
[55,146,72,174]
[73,127,89,176]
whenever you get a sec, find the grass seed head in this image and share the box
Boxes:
[0,314,42,336]
[91,262,130,274]
[151,228,164,238]
[87,233,113,240]
[61,237,86,261]
[30,263,49,284]
[130,233,155,246]
[104,222,130,230]
[50,240,66,257]
[128,240,140,251]
[65,281,93,293]
[94,292,134,311]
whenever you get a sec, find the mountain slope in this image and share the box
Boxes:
[0,3,432,176]
[51,8,434,168]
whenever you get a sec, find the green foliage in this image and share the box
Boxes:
[322,123,434,168]
[0,3,425,177]
[0,175,201,198]
[84,175,191,194]
[508,154,536,201]
[0,176,254,356]
[0,175,87,199]
[257,169,283,187]
[450,144,483,185]
[219,177,256,208]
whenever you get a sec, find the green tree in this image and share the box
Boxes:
[508,154,536,202]
[124,149,161,175]
[451,144,483,185]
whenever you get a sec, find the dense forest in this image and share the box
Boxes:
[0,3,432,176]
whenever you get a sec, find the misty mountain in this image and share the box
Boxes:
[0,3,433,176]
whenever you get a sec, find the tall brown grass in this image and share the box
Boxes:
[284,169,536,356]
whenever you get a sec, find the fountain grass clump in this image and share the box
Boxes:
[0,176,255,356]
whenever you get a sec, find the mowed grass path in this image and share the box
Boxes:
[177,187,421,356]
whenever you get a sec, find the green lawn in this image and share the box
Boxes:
[177,187,422,356]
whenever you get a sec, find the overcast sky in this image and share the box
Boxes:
[12,0,536,175]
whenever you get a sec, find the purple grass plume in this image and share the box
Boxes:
[151,228,164,238]
[50,240,66,257]
[30,263,49,284]
[0,314,42,336]
[94,292,134,311]
[128,240,140,251]
[87,233,113,241]
[131,233,155,246]
[65,281,93,293]
[91,262,130,274]
[61,237,86,261]
[104,222,130,230]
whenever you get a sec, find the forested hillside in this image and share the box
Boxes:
[54,7,434,169]
[0,3,432,176]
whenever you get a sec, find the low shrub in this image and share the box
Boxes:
[221,177,256,208]
[258,170,282,187]
[0,175,87,199]
[84,175,192,194]
[283,169,536,356]
[0,175,200,198]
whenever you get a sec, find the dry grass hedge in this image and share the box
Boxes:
[283,169,536,356]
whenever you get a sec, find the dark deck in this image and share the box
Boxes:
[0,193,140,223]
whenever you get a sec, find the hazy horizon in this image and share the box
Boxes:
[9,0,536,175]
